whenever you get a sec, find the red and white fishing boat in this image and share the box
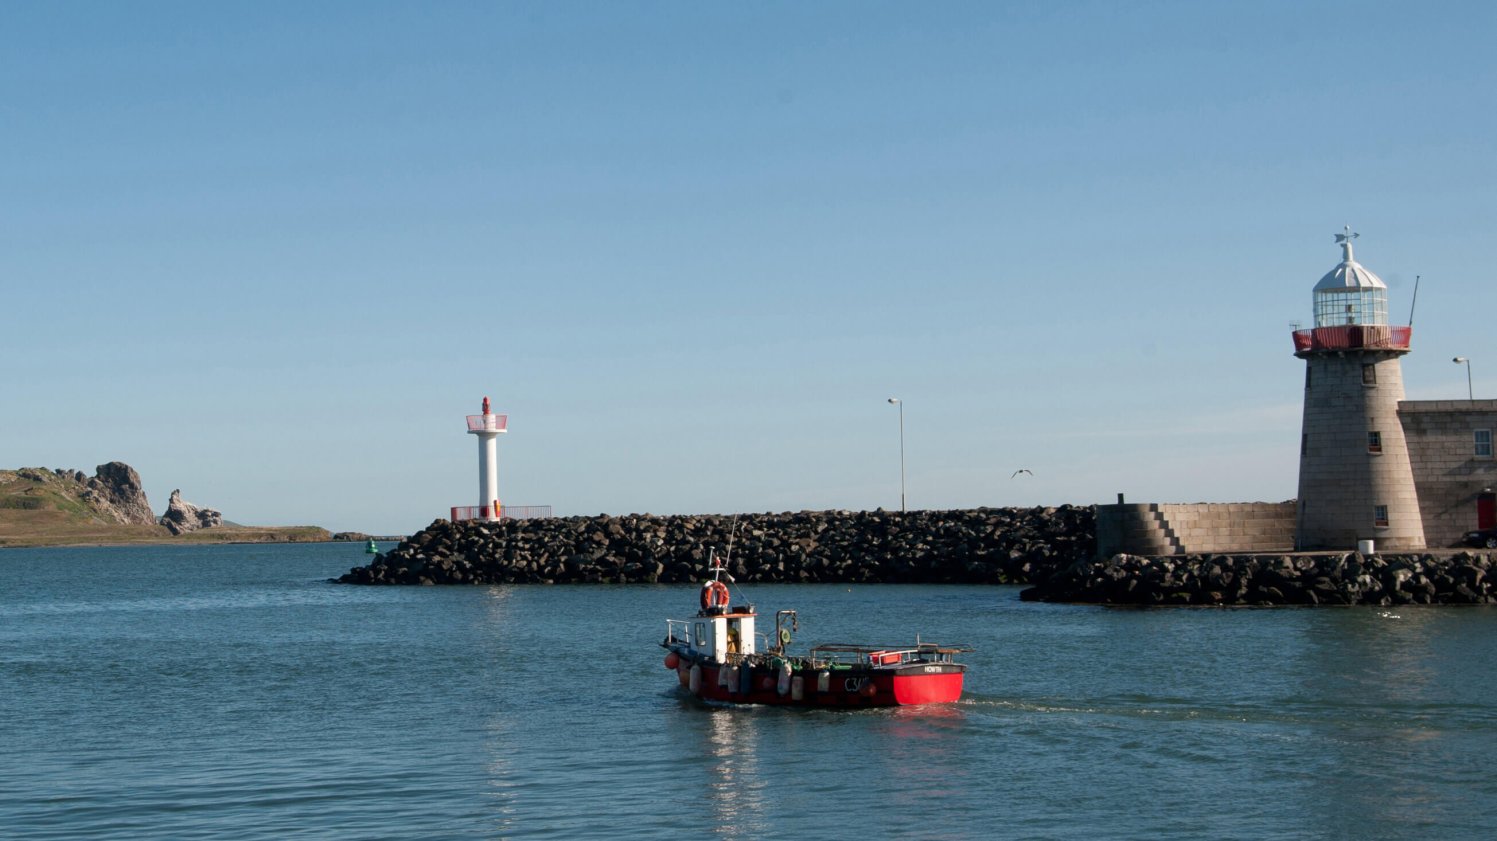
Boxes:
[661,554,972,707]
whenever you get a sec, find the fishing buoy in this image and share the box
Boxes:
[817,671,831,693]
[790,676,804,702]
[677,664,690,687]
[664,652,680,670]
[777,662,792,695]
[739,664,753,694]
[689,664,702,694]
[719,664,734,689]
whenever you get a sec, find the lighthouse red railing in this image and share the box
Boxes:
[466,414,508,432]
[1292,325,1411,353]
[449,505,552,522]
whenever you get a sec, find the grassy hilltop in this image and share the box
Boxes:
[0,466,329,548]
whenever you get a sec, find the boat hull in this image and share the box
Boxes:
[672,654,965,707]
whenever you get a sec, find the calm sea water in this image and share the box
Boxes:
[2,543,1495,840]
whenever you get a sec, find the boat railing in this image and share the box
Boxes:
[665,620,693,647]
[810,642,973,668]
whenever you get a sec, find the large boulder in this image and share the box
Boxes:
[81,462,156,525]
[159,489,223,535]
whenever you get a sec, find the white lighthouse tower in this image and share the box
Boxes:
[467,396,508,520]
[1293,228,1425,550]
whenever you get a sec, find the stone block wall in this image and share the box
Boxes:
[1400,399,1497,547]
[1295,352,1425,550]
[1096,502,1296,558]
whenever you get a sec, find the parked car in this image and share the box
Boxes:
[1461,527,1497,549]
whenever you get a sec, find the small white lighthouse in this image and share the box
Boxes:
[467,396,508,519]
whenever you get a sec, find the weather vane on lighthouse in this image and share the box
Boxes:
[1336,225,1359,260]
[466,396,508,520]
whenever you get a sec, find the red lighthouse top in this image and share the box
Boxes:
[467,396,507,433]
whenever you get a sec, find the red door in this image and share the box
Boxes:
[1478,491,1496,530]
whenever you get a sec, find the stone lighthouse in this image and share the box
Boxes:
[1293,228,1425,550]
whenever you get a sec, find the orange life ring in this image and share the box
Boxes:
[700,580,730,610]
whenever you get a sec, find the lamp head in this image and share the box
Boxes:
[1454,357,1469,364]
[887,397,899,404]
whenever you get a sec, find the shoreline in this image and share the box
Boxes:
[0,526,386,550]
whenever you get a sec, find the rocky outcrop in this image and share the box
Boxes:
[79,462,156,525]
[159,489,223,535]
[337,506,1096,586]
[1019,551,1497,606]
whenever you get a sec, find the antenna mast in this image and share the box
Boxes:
[1408,275,1421,327]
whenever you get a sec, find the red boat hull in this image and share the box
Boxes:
[674,657,965,707]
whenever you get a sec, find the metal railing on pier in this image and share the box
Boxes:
[449,505,552,522]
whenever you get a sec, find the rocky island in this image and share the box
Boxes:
[0,462,329,547]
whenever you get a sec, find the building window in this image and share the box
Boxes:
[1362,363,1377,385]
[1477,429,1493,458]
[1301,433,1308,456]
[1305,367,1312,389]
[1367,431,1382,453]
[1374,505,1389,528]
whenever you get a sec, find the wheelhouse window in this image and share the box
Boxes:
[1374,505,1389,528]
[1477,429,1493,458]
[1362,363,1377,385]
[692,622,706,647]
[1367,431,1382,454]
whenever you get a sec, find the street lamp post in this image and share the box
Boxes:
[1454,357,1474,400]
[887,398,905,513]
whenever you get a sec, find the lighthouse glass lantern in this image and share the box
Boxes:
[1313,227,1388,327]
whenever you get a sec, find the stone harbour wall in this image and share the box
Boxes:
[1096,502,1295,557]
[1019,551,1497,606]
[337,506,1096,586]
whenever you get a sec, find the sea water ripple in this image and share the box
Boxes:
[2,543,1495,839]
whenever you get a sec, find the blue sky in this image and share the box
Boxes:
[3,2,1493,534]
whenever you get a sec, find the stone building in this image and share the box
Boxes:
[1400,400,1497,547]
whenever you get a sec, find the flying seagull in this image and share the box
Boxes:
[1011,469,1034,478]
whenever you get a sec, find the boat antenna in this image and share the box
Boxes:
[725,514,738,564]
[1407,274,1421,327]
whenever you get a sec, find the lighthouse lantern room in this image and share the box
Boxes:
[466,396,508,520]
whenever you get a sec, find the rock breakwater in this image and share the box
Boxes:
[1020,551,1497,606]
[337,506,1095,586]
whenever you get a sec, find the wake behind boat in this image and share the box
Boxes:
[661,554,972,707]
